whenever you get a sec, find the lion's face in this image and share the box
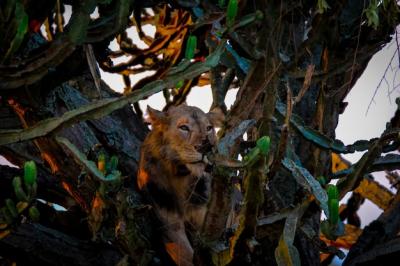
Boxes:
[166,105,217,154]
[147,105,224,159]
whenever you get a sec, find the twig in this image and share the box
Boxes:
[366,49,398,114]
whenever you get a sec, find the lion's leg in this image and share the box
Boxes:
[158,209,194,266]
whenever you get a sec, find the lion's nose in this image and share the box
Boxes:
[195,139,212,153]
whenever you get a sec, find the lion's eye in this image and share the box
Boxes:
[179,125,190,131]
[207,126,213,132]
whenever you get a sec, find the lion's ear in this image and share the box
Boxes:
[207,107,225,127]
[147,105,167,125]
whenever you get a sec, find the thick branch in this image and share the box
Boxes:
[0,223,122,266]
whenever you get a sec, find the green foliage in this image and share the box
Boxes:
[1,0,28,62]
[109,156,119,172]
[226,0,238,27]
[24,161,37,187]
[5,199,18,218]
[328,199,339,225]
[327,184,339,202]
[316,0,330,14]
[12,176,28,202]
[56,137,120,182]
[185,35,197,60]
[320,219,344,241]
[365,0,379,30]
[28,206,40,222]
[275,236,301,266]
[0,161,39,229]
[256,136,270,156]
[282,158,330,217]
[321,184,343,240]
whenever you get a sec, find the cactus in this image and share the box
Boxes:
[28,206,40,222]
[317,176,327,186]
[5,199,18,218]
[185,35,197,60]
[321,184,343,240]
[1,207,13,224]
[328,199,339,225]
[23,161,37,186]
[244,136,270,166]
[1,161,39,228]
[12,176,28,202]
[256,136,271,156]
[98,152,106,174]
[327,184,339,202]
[226,0,238,28]
[109,156,119,172]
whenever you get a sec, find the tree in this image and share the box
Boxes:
[0,0,400,265]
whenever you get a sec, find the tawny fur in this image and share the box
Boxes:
[137,104,224,266]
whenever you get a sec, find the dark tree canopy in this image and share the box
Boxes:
[0,0,400,265]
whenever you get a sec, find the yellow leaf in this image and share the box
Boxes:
[331,153,350,173]
[320,223,362,250]
[0,223,8,230]
[354,178,393,210]
[0,229,11,239]
[16,201,29,213]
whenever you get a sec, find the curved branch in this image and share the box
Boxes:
[0,42,225,146]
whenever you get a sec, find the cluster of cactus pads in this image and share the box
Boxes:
[0,161,40,238]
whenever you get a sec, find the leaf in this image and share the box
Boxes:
[185,35,197,60]
[354,178,393,210]
[320,219,345,241]
[12,176,28,202]
[1,207,13,224]
[336,139,383,199]
[225,42,251,73]
[0,42,225,145]
[97,153,107,174]
[370,153,400,172]
[16,201,29,213]
[256,136,271,156]
[276,102,346,153]
[317,0,330,14]
[217,119,256,156]
[3,1,28,62]
[320,224,362,249]
[275,236,301,266]
[327,185,339,201]
[0,230,11,240]
[23,161,37,186]
[366,3,379,30]
[28,206,40,222]
[56,137,108,182]
[5,199,17,218]
[88,192,105,237]
[67,0,96,44]
[276,102,380,154]
[109,156,119,172]
[105,170,122,181]
[331,153,400,179]
[282,158,329,217]
[328,199,339,225]
[226,0,238,27]
[97,0,112,4]
[229,150,266,261]
[331,153,351,173]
